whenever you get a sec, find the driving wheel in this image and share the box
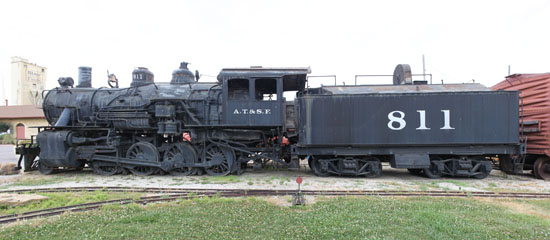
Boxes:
[126,142,159,176]
[164,143,198,176]
[204,144,234,176]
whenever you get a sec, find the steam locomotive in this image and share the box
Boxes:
[16,62,523,179]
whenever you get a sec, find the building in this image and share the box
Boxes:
[0,105,48,140]
[11,57,47,105]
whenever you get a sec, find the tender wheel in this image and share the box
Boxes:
[164,143,197,176]
[423,162,443,179]
[126,142,159,176]
[38,161,54,175]
[472,162,492,179]
[534,157,550,180]
[91,161,119,176]
[310,157,330,177]
[408,169,423,175]
[365,162,382,178]
[204,144,234,176]
[360,157,382,178]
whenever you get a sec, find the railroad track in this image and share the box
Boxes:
[2,187,550,198]
[1,187,549,225]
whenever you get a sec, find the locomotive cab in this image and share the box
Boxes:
[218,67,309,126]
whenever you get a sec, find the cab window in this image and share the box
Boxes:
[255,78,277,101]
[228,78,249,100]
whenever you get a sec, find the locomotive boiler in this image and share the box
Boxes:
[16,62,523,179]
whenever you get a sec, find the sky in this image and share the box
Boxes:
[1,0,549,102]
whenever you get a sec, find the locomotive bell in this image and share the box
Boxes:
[171,62,196,84]
[131,67,154,87]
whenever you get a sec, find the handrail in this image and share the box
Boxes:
[15,136,34,148]
[354,74,433,85]
[305,74,434,88]
[306,75,337,88]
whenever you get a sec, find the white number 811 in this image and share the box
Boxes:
[387,110,455,131]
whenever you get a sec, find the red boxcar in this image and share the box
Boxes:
[492,73,550,179]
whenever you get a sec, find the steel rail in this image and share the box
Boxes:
[2,187,550,197]
[0,192,226,225]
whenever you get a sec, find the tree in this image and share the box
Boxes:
[0,122,10,133]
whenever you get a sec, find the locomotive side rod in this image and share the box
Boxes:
[91,154,229,170]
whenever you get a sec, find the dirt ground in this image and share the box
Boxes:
[0,193,48,206]
[0,162,549,193]
[477,197,550,219]
[0,163,18,175]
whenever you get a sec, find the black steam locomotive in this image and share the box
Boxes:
[16,62,522,179]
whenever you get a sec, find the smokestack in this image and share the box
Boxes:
[77,66,92,88]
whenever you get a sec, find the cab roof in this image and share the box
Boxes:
[217,67,310,91]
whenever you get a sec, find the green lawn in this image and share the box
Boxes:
[1,196,549,239]
[0,191,144,215]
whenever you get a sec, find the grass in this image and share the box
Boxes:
[412,181,435,191]
[0,172,100,189]
[522,199,550,209]
[0,191,145,215]
[431,180,469,188]
[4,175,66,187]
[1,196,549,239]
[199,175,242,184]
[419,184,429,191]
[278,176,292,185]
